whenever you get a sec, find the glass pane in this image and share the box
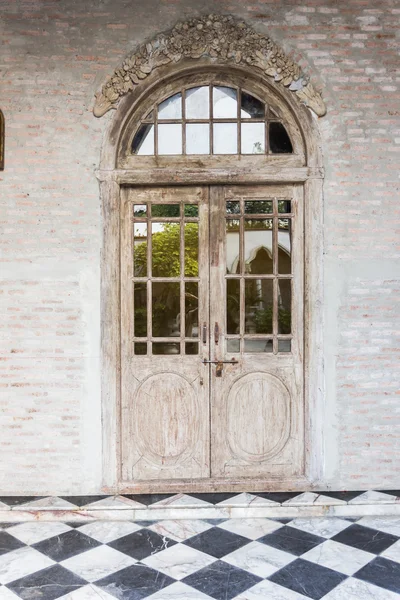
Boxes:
[278,339,291,353]
[158,124,182,155]
[185,342,198,355]
[226,220,240,274]
[278,219,291,274]
[278,280,291,334]
[244,339,273,353]
[133,204,147,217]
[184,204,198,217]
[184,223,199,277]
[158,93,182,119]
[241,123,265,154]
[227,339,240,353]
[241,92,264,119]
[226,201,240,214]
[152,223,180,277]
[213,123,237,154]
[213,86,237,118]
[278,200,291,214]
[245,279,273,334]
[153,342,180,355]
[186,124,210,155]
[133,224,147,277]
[152,282,180,337]
[132,124,154,155]
[185,282,198,337]
[245,200,272,214]
[227,279,240,334]
[245,219,273,275]
[186,86,209,119]
[134,283,147,337]
[269,122,293,153]
[134,342,147,355]
[152,204,180,217]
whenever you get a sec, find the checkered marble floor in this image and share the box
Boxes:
[1,517,400,600]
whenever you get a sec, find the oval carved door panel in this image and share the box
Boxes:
[227,372,290,463]
[134,373,199,467]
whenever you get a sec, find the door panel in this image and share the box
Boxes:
[120,186,210,481]
[210,185,304,479]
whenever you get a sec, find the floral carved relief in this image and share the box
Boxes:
[93,14,326,118]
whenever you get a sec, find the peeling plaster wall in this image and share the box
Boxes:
[0,0,399,493]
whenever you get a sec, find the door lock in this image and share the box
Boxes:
[202,358,238,377]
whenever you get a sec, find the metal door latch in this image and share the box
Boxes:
[202,358,238,377]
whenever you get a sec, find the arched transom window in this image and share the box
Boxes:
[131,85,293,157]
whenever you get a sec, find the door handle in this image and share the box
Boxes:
[214,322,219,345]
[202,322,207,345]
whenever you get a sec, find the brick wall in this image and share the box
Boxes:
[0,0,399,493]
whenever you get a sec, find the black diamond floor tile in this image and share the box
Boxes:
[0,496,46,507]
[108,529,176,560]
[7,565,87,600]
[259,526,325,556]
[187,493,239,504]
[355,556,400,593]
[32,529,101,561]
[379,490,400,499]
[269,558,347,600]
[332,523,399,554]
[183,560,261,600]
[0,523,17,530]
[255,492,300,503]
[122,494,175,506]
[0,531,25,556]
[184,526,250,558]
[59,495,108,506]
[95,564,175,600]
[318,491,365,502]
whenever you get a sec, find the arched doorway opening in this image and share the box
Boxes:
[95,15,325,493]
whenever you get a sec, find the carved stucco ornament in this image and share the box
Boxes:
[93,14,326,118]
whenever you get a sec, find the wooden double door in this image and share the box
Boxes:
[120,184,304,490]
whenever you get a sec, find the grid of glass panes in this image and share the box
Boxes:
[132,201,200,355]
[131,86,293,156]
[225,197,292,354]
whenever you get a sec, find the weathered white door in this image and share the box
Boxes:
[120,184,304,487]
[209,185,304,480]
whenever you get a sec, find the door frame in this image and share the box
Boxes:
[96,68,325,494]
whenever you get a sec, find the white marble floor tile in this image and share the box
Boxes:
[302,539,374,576]
[218,493,274,507]
[323,577,400,600]
[282,492,344,506]
[58,585,117,600]
[13,497,77,510]
[142,543,215,580]
[76,520,142,543]
[349,490,398,504]
[382,539,400,564]
[0,587,21,600]
[148,519,212,541]
[60,546,137,582]
[150,494,212,508]
[0,546,54,585]
[223,540,295,578]
[7,521,72,545]
[233,578,308,599]
[147,581,213,599]
[289,517,351,538]
[217,518,282,540]
[358,516,400,537]
[83,496,145,509]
